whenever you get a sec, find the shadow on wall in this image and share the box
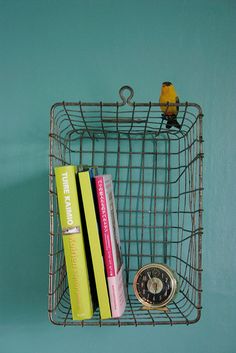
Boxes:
[0,173,49,324]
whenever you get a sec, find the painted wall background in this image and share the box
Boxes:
[0,0,235,352]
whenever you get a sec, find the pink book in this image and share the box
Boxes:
[95,174,126,318]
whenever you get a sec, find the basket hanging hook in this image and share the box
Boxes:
[119,85,134,105]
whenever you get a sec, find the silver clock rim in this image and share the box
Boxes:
[133,263,178,308]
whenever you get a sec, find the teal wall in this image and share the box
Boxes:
[1,0,236,352]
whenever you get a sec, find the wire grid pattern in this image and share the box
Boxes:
[49,87,203,326]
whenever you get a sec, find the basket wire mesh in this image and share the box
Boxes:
[48,86,203,326]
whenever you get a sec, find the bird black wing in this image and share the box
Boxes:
[176,96,179,115]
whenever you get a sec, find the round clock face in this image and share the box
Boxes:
[133,263,178,308]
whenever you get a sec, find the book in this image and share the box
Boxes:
[54,165,94,320]
[94,174,127,318]
[78,170,111,320]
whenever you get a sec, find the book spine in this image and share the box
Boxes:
[95,176,115,277]
[55,165,93,320]
[78,171,111,320]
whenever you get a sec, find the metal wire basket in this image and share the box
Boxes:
[48,86,203,326]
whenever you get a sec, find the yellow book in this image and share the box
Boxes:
[55,165,93,320]
[78,170,111,319]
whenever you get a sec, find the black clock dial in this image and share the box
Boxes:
[133,263,178,308]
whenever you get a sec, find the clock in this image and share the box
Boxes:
[133,263,178,308]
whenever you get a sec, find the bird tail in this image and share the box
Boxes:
[166,116,181,129]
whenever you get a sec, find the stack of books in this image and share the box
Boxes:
[54,165,127,320]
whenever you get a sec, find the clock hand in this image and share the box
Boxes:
[153,283,158,293]
[147,272,152,280]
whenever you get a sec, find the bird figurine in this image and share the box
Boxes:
[159,81,181,129]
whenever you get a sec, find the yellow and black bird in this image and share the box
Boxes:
[159,81,180,129]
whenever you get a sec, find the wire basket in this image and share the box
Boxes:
[48,86,203,326]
